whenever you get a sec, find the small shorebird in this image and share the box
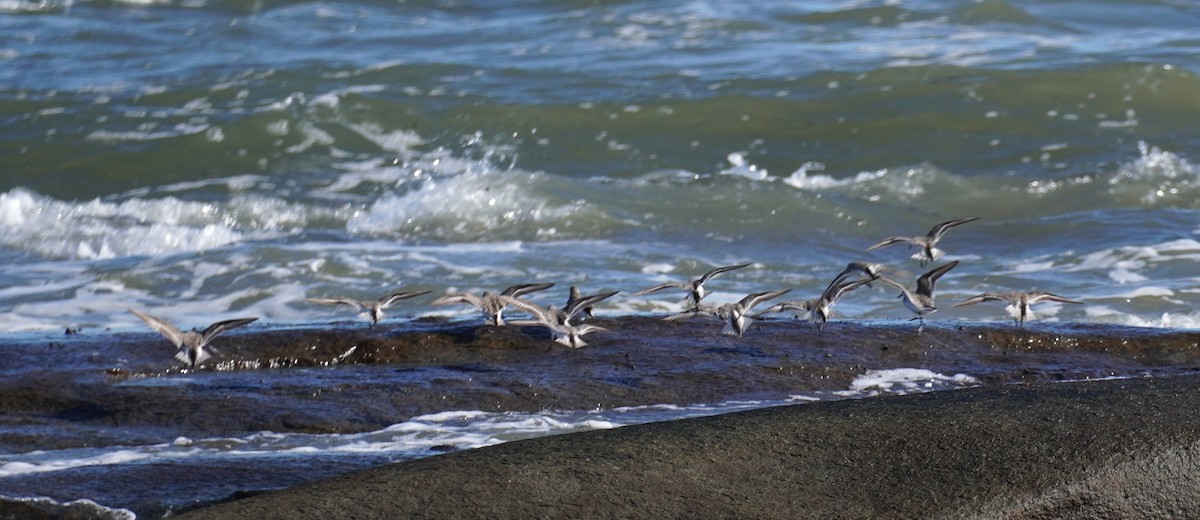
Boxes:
[129,308,258,370]
[558,286,620,325]
[504,298,610,348]
[305,290,431,327]
[879,260,959,333]
[826,261,893,292]
[635,262,752,311]
[953,291,1083,327]
[431,282,555,326]
[758,278,870,332]
[669,289,789,337]
[867,217,979,266]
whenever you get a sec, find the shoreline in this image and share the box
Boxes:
[178,373,1200,519]
[5,320,1200,517]
[5,318,1200,445]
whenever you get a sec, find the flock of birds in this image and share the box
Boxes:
[130,217,1084,369]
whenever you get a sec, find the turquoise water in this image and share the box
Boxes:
[4,0,1200,331]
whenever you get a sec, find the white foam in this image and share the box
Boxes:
[781,162,949,202]
[1108,268,1148,284]
[146,174,267,195]
[1092,286,1174,300]
[85,123,209,142]
[0,496,134,520]
[640,263,676,275]
[0,407,638,478]
[1106,142,1199,205]
[718,152,769,181]
[345,122,424,155]
[849,368,980,394]
[0,449,152,477]
[0,188,264,260]
[1086,306,1200,329]
[344,169,585,240]
[783,162,867,190]
[0,0,58,13]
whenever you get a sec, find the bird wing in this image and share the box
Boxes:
[306,298,364,309]
[754,301,811,318]
[823,278,870,304]
[564,289,619,319]
[505,319,549,328]
[697,262,752,284]
[573,324,608,336]
[915,260,959,298]
[502,282,555,297]
[952,293,1006,307]
[499,296,552,323]
[664,307,715,322]
[739,289,790,310]
[200,317,258,344]
[431,293,483,308]
[1027,292,1083,305]
[566,286,583,306]
[927,217,979,240]
[876,276,915,302]
[826,262,864,290]
[634,281,689,296]
[866,236,915,251]
[379,290,432,308]
[129,308,186,349]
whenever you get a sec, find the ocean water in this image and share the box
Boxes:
[3,0,1200,516]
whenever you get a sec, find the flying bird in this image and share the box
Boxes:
[758,278,870,332]
[826,261,894,293]
[669,289,789,337]
[504,297,610,348]
[129,308,258,369]
[878,260,959,333]
[557,286,620,325]
[635,262,752,311]
[953,291,1083,327]
[431,282,555,326]
[867,218,979,266]
[306,290,431,327]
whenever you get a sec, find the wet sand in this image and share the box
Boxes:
[179,373,1200,519]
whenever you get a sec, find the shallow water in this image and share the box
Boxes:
[3,0,1200,516]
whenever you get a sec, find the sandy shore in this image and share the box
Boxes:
[179,373,1200,519]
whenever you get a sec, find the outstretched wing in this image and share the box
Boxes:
[823,278,870,304]
[379,290,432,308]
[129,308,186,349]
[697,262,752,285]
[502,283,555,298]
[500,296,552,323]
[634,281,689,296]
[564,289,619,320]
[753,301,810,318]
[915,260,959,298]
[306,298,363,309]
[1027,291,1083,305]
[827,262,866,289]
[573,324,608,337]
[664,307,716,322]
[431,293,484,308]
[200,317,258,344]
[926,217,979,240]
[738,289,790,310]
[866,236,916,252]
[952,292,1007,308]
